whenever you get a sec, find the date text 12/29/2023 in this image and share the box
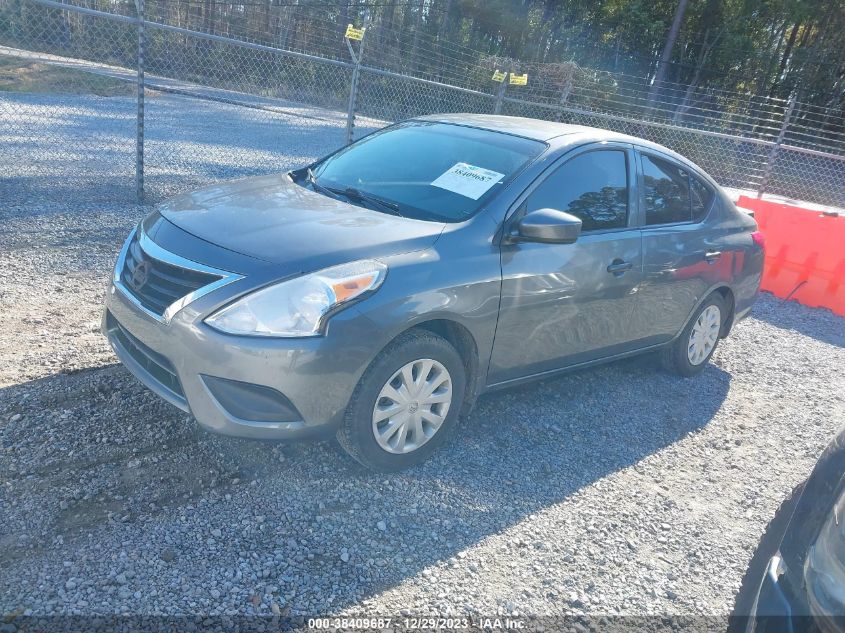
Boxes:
[307,616,527,630]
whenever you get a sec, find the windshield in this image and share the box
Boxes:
[305,122,545,222]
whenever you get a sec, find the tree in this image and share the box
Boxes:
[647,0,689,109]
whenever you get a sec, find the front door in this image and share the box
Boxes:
[488,144,644,385]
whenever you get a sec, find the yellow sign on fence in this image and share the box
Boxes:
[345,24,366,41]
[509,73,528,86]
[491,69,506,83]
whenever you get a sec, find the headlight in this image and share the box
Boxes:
[205,260,386,337]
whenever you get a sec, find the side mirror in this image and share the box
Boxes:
[513,208,582,244]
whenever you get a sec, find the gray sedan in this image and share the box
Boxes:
[103,114,764,471]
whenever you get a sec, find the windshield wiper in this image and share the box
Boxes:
[304,167,344,200]
[333,187,403,217]
[302,168,403,217]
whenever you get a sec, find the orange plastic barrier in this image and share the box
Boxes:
[737,195,845,317]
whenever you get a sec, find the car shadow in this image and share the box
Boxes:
[0,351,730,614]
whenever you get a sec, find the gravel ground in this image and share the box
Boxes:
[1,197,844,621]
[2,92,845,624]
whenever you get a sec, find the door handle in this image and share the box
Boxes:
[607,260,633,275]
[704,251,722,263]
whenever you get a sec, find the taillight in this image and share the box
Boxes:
[751,231,765,250]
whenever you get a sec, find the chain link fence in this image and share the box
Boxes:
[1,0,843,208]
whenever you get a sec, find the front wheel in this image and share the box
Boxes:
[662,293,726,377]
[337,329,466,471]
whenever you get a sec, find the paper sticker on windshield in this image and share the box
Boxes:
[431,163,505,200]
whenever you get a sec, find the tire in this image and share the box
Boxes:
[661,292,727,377]
[728,482,805,633]
[337,329,466,472]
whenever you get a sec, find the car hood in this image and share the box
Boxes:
[157,173,446,268]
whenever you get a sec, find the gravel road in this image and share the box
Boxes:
[2,92,845,624]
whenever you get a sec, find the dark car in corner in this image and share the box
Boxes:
[103,114,764,471]
[731,427,845,633]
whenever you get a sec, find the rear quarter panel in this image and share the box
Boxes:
[715,191,764,324]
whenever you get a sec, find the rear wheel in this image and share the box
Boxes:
[662,293,726,376]
[337,329,466,471]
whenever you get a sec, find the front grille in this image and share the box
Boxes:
[106,311,184,399]
[120,233,221,317]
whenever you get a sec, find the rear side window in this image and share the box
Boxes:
[642,153,715,225]
[642,154,690,225]
[526,150,629,231]
[690,175,715,222]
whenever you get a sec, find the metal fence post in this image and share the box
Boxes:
[135,0,145,203]
[493,67,510,115]
[757,96,795,200]
[345,13,368,145]
[345,60,360,145]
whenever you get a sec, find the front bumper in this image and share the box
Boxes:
[103,278,378,441]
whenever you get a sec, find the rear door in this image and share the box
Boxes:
[488,143,644,384]
[634,149,724,343]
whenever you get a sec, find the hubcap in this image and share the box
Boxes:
[688,304,721,366]
[372,358,453,455]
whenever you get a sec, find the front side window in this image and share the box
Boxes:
[305,122,545,222]
[526,150,629,231]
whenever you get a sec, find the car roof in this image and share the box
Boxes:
[413,113,711,180]
[414,113,597,141]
